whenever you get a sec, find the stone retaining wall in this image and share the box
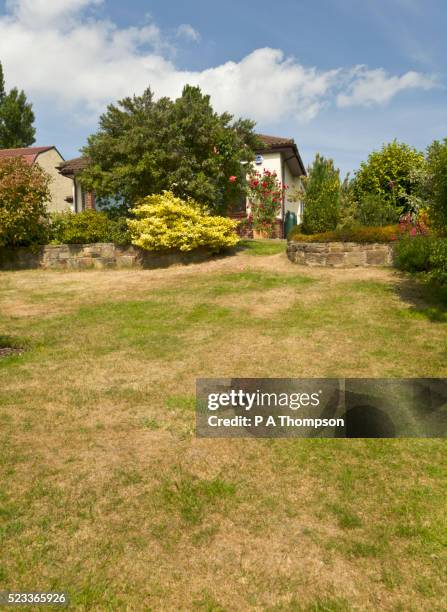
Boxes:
[287,241,394,267]
[0,243,213,270]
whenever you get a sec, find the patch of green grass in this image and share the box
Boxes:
[239,239,286,256]
[210,270,314,295]
[269,597,352,612]
[346,280,393,295]
[304,598,352,612]
[160,473,236,525]
[397,306,447,322]
[140,416,159,430]
[190,525,219,546]
[328,504,362,529]
[165,395,196,412]
[185,303,234,323]
[193,590,226,611]
[347,540,385,558]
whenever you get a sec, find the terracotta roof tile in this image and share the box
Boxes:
[0,146,54,165]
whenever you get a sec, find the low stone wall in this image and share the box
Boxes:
[0,243,214,271]
[287,241,394,267]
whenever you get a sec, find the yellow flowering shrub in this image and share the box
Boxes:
[127,191,239,252]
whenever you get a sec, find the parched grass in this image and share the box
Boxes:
[0,253,446,610]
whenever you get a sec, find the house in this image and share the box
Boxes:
[0,146,74,213]
[57,133,306,235]
[57,157,96,212]
[230,134,306,238]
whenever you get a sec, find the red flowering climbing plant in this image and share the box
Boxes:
[247,169,287,236]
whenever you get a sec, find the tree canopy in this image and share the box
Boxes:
[425,138,447,231]
[353,140,426,213]
[80,85,260,213]
[0,61,36,149]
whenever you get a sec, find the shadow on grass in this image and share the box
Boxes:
[0,335,27,360]
[394,275,447,323]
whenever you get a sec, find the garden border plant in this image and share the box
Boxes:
[246,168,286,238]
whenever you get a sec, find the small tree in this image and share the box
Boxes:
[353,140,426,213]
[425,138,447,232]
[81,85,260,213]
[0,156,51,247]
[0,61,36,148]
[337,174,357,229]
[302,154,340,234]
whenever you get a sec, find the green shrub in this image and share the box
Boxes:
[353,140,426,212]
[50,210,130,245]
[127,191,239,252]
[301,154,340,234]
[288,224,398,243]
[426,138,447,232]
[394,236,434,272]
[394,236,447,284]
[355,193,401,227]
[0,156,51,247]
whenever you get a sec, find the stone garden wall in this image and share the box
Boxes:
[287,241,394,267]
[0,243,213,270]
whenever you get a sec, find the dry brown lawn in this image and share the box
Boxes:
[0,249,446,611]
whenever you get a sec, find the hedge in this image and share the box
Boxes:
[287,224,398,243]
[50,210,130,246]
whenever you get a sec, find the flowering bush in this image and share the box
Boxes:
[393,211,447,284]
[247,169,286,236]
[0,156,51,247]
[127,191,239,252]
[395,210,430,238]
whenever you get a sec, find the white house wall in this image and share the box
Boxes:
[283,160,304,224]
[75,178,84,213]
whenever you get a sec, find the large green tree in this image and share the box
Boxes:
[425,138,447,231]
[81,85,260,213]
[353,140,425,213]
[302,154,340,234]
[0,61,36,148]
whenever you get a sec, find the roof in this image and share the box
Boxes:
[258,134,294,148]
[58,156,90,176]
[57,133,306,177]
[0,146,55,165]
[256,134,306,176]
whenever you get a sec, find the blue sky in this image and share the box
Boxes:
[0,0,445,176]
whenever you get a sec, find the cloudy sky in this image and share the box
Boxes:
[0,0,445,176]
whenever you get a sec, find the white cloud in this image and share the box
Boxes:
[0,0,437,127]
[337,66,436,108]
[176,24,200,42]
[5,0,103,28]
